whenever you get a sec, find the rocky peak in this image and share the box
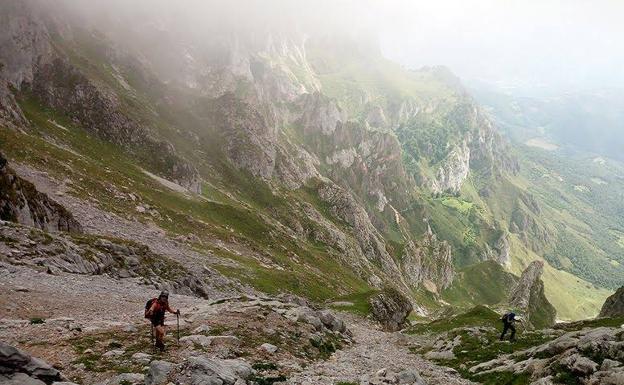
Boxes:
[509,260,556,329]
[401,230,454,293]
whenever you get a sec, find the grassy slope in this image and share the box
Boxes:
[1,95,372,302]
[442,261,518,308]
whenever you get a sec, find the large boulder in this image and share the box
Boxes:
[145,360,175,385]
[599,286,624,318]
[368,287,413,331]
[185,356,253,385]
[0,342,62,384]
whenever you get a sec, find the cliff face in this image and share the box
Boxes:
[509,261,556,329]
[0,0,201,193]
[0,153,82,233]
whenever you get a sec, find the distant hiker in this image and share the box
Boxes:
[500,312,519,342]
[145,290,180,351]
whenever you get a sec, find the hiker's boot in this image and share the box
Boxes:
[155,340,165,352]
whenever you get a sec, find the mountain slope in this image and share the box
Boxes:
[0,0,614,320]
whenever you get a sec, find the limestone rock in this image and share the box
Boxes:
[131,352,152,365]
[259,343,278,354]
[508,261,556,329]
[186,356,253,385]
[432,141,470,194]
[368,287,413,331]
[0,342,62,384]
[145,360,175,385]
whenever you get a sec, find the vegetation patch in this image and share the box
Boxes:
[406,305,501,334]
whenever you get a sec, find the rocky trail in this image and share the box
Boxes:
[289,315,474,385]
[0,284,472,385]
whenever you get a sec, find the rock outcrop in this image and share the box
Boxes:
[368,287,414,331]
[0,221,221,298]
[0,153,82,233]
[432,141,471,194]
[508,261,556,329]
[0,342,62,384]
[0,0,201,193]
[599,286,624,318]
[401,227,454,293]
[469,327,624,384]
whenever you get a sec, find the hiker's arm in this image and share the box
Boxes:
[166,304,179,314]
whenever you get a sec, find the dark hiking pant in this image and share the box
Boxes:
[500,321,516,341]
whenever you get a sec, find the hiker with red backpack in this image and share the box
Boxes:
[145,291,180,351]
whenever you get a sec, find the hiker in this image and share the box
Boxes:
[500,311,520,342]
[145,290,180,351]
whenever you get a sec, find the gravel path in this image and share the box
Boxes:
[288,314,476,385]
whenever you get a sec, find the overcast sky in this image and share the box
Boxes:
[372,0,624,91]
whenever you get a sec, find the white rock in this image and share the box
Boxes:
[102,349,125,358]
[259,343,278,354]
[131,352,152,364]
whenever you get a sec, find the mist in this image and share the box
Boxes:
[55,0,624,94]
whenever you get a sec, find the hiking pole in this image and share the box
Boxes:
[150,324,154,348]
[176,313,180,345]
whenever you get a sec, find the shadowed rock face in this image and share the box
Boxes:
[0,152,82,233]
[599,286,624,318]
[369,286,414,331]
[509,260,556,329]
[0,341,62,384]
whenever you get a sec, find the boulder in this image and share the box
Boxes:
[0,373,46,385]
[131,352,152,365]
[396,369,426,385]
[0,342,62,383]
[97,373,145,385]
[186,356,253,385]
[145,360,175,385]
[368,287,413,331]
[286,307,323,331]
[318,311,347,333]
